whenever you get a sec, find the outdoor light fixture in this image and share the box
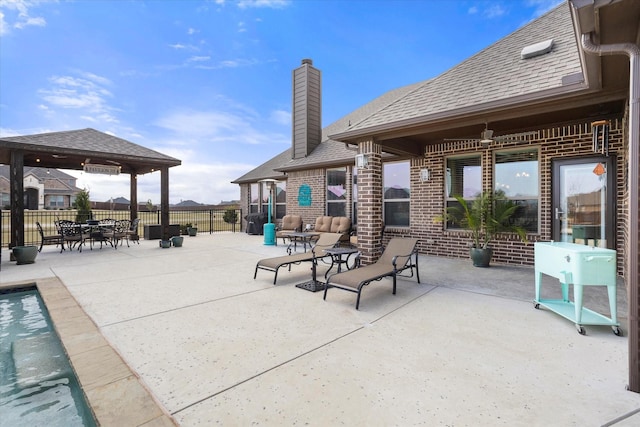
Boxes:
[420,168,430,182]
[355,154,369,169]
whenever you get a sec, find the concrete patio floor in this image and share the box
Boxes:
[1,232,638,426]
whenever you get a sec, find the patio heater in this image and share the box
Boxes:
[259,179,277,245]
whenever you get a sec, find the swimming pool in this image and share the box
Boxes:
[0,287,97,426]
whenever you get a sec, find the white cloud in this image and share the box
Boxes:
[270,109,290,126]
[66,156,248,205]
[188,55,211,62]
[0,0,52,35]
[484,4,506,18]
[38,72,119,123]
[525,0,564,17]
[237,0,291,9]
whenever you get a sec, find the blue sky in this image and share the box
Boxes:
[0,0,562,205]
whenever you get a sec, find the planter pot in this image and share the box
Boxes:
[171,236,184,247]
[159,240,172,248]
[12,245,38,265]
[187,227,198,236]
[470,247,493,267]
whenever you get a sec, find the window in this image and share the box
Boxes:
[445,156,481,229]
[249,183,259,214]
[261,181,271,219]
[275,180,286,220]
[383,161,410,227]
[48,195,64,208]
[327,167,347,217]
[495,149,539,232]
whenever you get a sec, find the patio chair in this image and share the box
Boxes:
[36,221,63,252]
[112,219,132,248]
[89,218,116,250]
[124,218,140,244]
[275,214,303,245]
[58,220,89,252]
[323,238,420,310]
[254,232,342,284]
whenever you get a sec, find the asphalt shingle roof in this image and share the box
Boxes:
[1,128,180,163]
[346,4,580,131]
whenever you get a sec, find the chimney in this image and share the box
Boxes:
[292,59,321,159]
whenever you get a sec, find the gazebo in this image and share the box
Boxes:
[0,128,181,248]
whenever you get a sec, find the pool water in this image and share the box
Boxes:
[0,287,97,426]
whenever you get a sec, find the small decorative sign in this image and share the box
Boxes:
[298,184,311,206]
[83,164,120,175]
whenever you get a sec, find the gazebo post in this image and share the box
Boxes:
[130,173,138,221]
[160,166,170,241]
[9,150,25,248]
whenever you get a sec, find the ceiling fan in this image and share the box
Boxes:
[445,126,537,147]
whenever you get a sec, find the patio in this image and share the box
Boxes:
[1,232,638,426]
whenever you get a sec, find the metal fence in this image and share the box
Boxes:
[0,208,243,248]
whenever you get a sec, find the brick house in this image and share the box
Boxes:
[234,1,637,265]
[234,1,640,387]
[0,165,82,210]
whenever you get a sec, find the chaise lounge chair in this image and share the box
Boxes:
[323,238,420,309]
[254,232,342,284]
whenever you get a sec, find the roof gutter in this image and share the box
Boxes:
[581,29,640,392]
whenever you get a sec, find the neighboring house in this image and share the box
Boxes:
[233,2,639,275]
[0,165,82,210]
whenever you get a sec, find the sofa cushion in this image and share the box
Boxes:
[314,216,333,233]
[330,216,351,234]
[280,214,302,232]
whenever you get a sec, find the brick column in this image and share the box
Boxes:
[356,139,383,264]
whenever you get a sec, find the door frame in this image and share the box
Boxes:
[551,155,616,249]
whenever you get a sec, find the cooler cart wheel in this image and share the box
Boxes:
[576,325,586,335]
[613,326,622,336]
[534,302,540,309]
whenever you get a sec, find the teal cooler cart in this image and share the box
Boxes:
[534,241,621,335]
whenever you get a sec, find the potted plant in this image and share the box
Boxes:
[180,223,192,235]
[435,189,527,267]
[187,223,198,236]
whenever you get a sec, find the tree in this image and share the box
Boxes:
[73,189,92,223]
[223,208,238,232]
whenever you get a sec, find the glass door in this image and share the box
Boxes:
[552,156,615,248]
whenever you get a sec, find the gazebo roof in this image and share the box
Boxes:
[0,128,181,175]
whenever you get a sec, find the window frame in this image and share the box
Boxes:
[326,167,347,217]
[494,147,540,233]
[444,154,482,230]
[383,160,410,227]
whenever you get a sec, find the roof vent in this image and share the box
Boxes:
[521,39,554,59]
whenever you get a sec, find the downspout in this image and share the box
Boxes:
[581,32,640,393]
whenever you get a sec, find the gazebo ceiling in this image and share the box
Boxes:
[0,128,181,175]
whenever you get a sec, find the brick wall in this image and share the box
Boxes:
[390,118,626,273]
[285,168,327,228]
